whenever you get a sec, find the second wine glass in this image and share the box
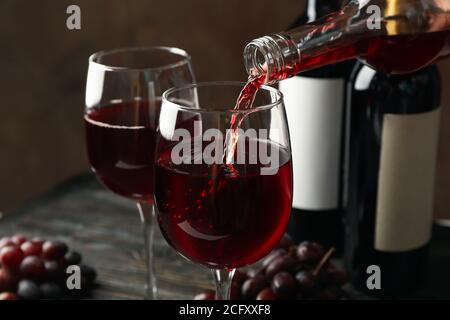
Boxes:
[84,46,195,299]
[154,82,293,299]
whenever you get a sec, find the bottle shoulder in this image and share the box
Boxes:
[350,62,441,114]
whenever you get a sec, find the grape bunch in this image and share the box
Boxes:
[0,234,97,300]
[194,235,348,300]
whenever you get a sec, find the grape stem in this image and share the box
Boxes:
[312,247,335,277]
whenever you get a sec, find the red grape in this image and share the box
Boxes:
[271,272,297,297]
[0,245,24,271]
[261,248,287,268]
[295,270,318,294]
[296,242,325,263]
[31,238,45,247]
[64,251,82,266]
[0,269,19,292]
[0,237,14,249]
[20,241,42,257]
[17,279,41,300]
[194,290,215,300]
[0,269,17,292]
[20,256,46,279]
[192,237,348,301]
[45,260,63,280]
[265,255,296,278]
[276,234,294,249]
[241,275,267,300]
[0,292,19,300]
[0,234,96,300]
[42,241,68,260]
[11,234,27,246]
[246,267,264,278]
[256,288,279,300]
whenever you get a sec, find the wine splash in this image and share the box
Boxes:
[225,62,303,164]
[224,74,267,165]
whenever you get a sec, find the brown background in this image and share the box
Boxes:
[0,0,449,218]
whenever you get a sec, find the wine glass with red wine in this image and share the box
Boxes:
[154,82,293,299]
[84,47,195,299]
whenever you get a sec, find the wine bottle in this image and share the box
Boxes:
[243,0,450,83]
[434,61,450,227]
[280,0,353,250]
[344,61,441,297]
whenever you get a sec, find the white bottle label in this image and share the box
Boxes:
[279,76,345,210]
[375,108,441,252]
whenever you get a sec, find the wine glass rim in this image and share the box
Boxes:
[88,46,191,71]
[162,81,284,114]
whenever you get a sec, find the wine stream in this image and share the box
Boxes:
[224,74,266,165]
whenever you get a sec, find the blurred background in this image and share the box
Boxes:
[0,0,449,218]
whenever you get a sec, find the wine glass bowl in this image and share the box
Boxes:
[154,82,293,298]
[84,46,195,299]
[85,47,194,203]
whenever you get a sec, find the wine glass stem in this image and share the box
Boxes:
[212,268,236,300]
[137,202,157,300]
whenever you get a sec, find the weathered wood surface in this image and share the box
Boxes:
[1,173,450,299]
[0,173,212,300]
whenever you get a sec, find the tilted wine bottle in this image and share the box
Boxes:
[281,0,353,251]
[344,61,441,297]
[243,0,450,83]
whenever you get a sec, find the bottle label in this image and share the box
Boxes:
[279,76,345,210]
[375,108,441,252]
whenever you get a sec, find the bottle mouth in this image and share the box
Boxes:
[243,35,300,84]
[243,40,270,79]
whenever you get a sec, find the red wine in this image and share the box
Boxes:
[155,143,292,269]
[224,74,266,164]
[344,63,441,296]
[85,100,160,203]
[298,30,450,75]
[239,30,449,123]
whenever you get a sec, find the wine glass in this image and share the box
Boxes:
[154,82,293,299]
[84,46,195,299]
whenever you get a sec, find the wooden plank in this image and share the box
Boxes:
[2,173,450,299]
[0,173,211,300]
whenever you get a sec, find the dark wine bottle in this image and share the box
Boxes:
[344,62,441,297]
[281,0,353,251]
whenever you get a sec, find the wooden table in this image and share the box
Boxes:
[2,173,450,299]
[0,174,212,300]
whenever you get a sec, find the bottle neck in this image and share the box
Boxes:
[243,34,301,84]
[244,3,358,84]
[244,0,450,83]
[245,1,358,83]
